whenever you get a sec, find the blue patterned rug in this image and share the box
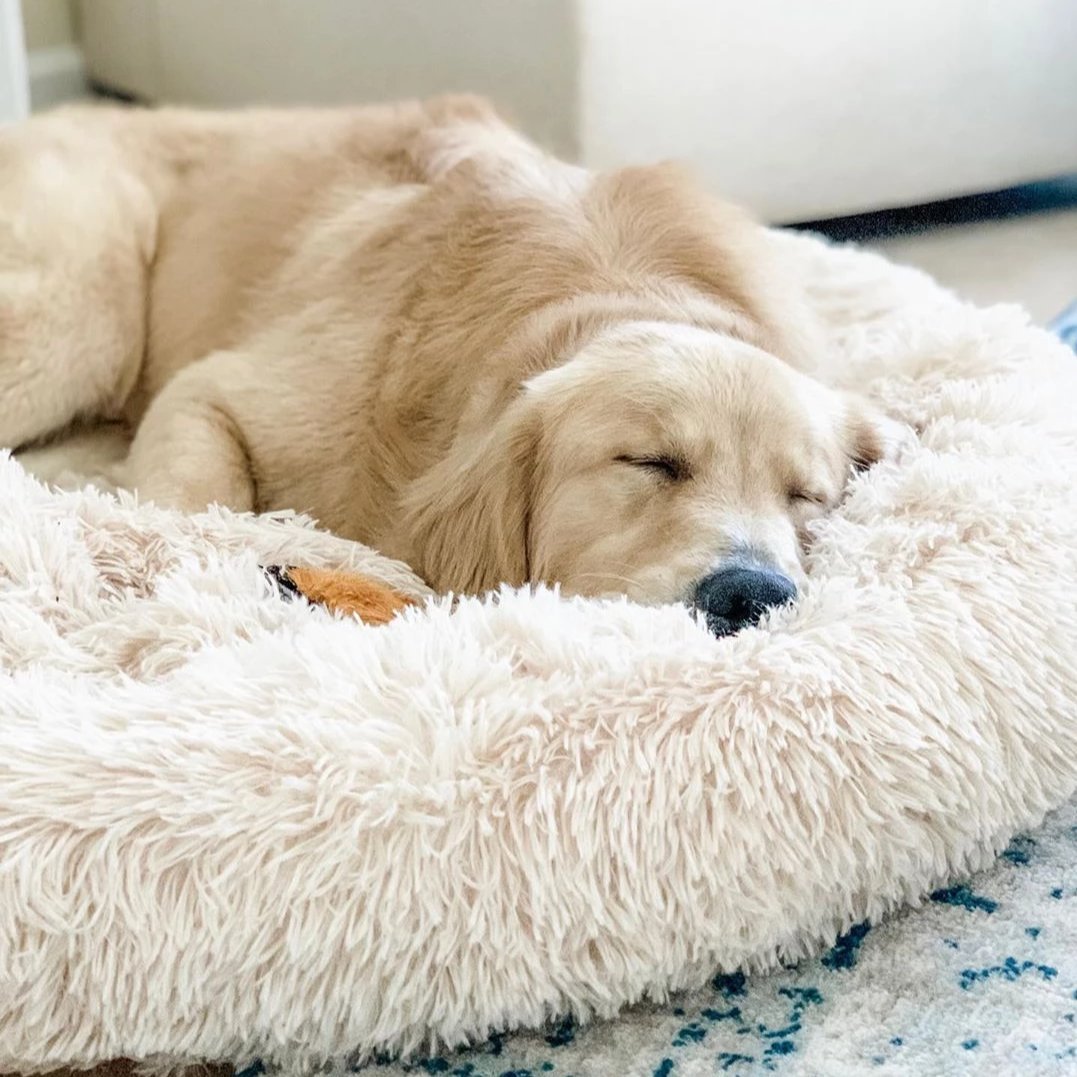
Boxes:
[1049,301,1077,354]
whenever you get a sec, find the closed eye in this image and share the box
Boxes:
[615,454,690,482]
[789,488,828,506]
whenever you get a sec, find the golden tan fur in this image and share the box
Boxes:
[0,95,891,606]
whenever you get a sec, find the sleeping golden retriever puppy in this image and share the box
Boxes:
[2,95,893,635]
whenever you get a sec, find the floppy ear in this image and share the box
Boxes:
[843,394,908,472]
[401,400,539,594]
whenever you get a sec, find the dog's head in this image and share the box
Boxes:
[404,321,897,635]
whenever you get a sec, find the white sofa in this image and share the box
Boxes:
[79,0,1077,222]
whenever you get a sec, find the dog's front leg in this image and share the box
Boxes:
[125,351,257,514]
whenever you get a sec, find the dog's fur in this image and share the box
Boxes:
[1,95,891,605]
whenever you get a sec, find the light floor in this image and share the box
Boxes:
[864,207,1077,326]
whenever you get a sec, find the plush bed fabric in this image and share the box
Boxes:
[362,800,1077,1076]
[1,232,1076,1074]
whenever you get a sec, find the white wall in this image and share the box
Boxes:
[22,0,84,110]
[579,0,1077,220]
[80,0,581,156]
[77,0,1077,221]
[0,0,28,121]
[21,0,75,49]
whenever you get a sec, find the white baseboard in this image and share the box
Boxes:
[28,44,87,112]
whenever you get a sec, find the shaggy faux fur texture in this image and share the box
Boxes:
[2,233,1077,1074]
[360,799,1077,1076]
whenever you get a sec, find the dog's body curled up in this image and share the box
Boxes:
[1,95,894,631]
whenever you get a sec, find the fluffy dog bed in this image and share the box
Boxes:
[2,232,1076,1074]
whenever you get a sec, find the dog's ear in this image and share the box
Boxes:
[401,399,539,594]
[842,394,908,472]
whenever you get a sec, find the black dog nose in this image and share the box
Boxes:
[694,566,798,637]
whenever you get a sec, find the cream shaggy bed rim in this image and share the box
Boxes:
[2,232,1077,1073]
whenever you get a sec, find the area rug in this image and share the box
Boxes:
[1049,300,1077,353]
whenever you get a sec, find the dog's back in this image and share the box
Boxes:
[3,95,841,597]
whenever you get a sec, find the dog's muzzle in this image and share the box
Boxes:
[694,559,798,637]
